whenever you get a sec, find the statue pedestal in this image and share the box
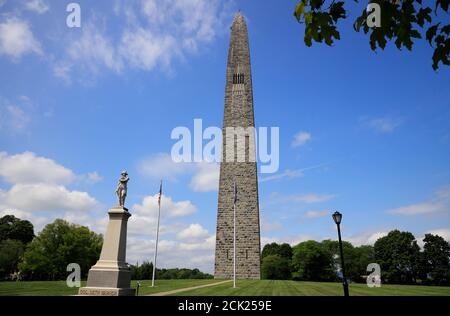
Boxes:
[78,207,135,296]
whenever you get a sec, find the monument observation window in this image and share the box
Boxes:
[233,73,244,84]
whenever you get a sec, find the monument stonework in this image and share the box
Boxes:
[214,13,261,280]
[78,171,135,296]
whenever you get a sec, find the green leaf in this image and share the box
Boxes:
[304,12,313,24]
[416,7,432,27]
[442,24,450,35]
[426,24,440,45]
[410,29,422,39]
[310,0,324,10]
[294,2,305,21]
[436,0,449,12]
[330,2,346,23]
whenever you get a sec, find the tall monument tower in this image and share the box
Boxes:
[214,12,261,280]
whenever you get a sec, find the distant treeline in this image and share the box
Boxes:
[262,230,450,286]
[2,215,449,285]
[0,215,213,281]
[130,261,213,280]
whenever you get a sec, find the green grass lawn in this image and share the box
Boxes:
[0,279,218,296]
[175,280,450,296]
[0,279,449,296]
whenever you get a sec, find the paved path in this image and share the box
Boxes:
[147,280,232,296]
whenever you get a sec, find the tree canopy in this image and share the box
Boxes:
[19,219,103,280]
[262,242,293,259]
[0,239,25,279]
[261,255,292,280]
[292,240,335,281]
[294,0,449,70]
[262,231,449,284]
[421,233,450,285]
[130,261,213,280]
[0,214,35,244]
[374,230,421,284]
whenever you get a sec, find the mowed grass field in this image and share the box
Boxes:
[175,280,450,296]
[0,279,218,296]
[0,279,449,296]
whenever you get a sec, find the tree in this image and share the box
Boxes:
[292,240,335,281]
[262,243,281,259]
[352,245,376,282]
[0,215,34,244]
[278,243,294,259]
[421,234,450,285]
[322,240,355,280]
[321,240,375,283]
[0,239,25,279]
[374,230,421,284]
[294,0,449,70]
[19,219,103,280]
[261,255,292,280]
[262,242,293,259]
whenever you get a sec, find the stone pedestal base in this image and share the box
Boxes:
[84,264,132,288]
[78,207,135,296]
[78,287,135,296]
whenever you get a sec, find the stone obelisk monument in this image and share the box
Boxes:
[79,171,135,296]
[214,12,261,280]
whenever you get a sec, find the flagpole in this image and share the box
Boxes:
[151,180,162,287]
[233,181,237,288]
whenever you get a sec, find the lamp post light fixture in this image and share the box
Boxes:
[332,211,349,297]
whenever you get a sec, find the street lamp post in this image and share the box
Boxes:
[332,211,349,297]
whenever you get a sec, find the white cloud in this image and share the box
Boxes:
[176,223,209,242]
[25,0,49,14]
[139,0,228,49]
[54,0,233,80]
[304,210,329,219]
[0,151,102,234]
[388,186,450,216]
[389,202,443,215]
[138,153,193,181]
[0,104,30,131]
[424,228,450,242]
[132,194,197,219]
[190,163,219,192]
[125,192,212,271]
[0,17,42,59]
[362,116,403,134]
[292,131,311,148]
[286,193,335,204]
[0,151,75,185]
[78,172,103,185]
[261,234,313,247]
[260,169,304,183]
[126,234,215,273]
[346,231,388,246]
[66,22,123,75]
[260,163,330,183]
[0,95,39,133]
[139,154,218,192]
[0,183,99,212]
[260,219,282,232]
[119,27,177,71]
[52,62,72,83]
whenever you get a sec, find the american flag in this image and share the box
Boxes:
[157,180,162,207]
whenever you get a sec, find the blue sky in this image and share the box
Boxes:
[0,0,449,273]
